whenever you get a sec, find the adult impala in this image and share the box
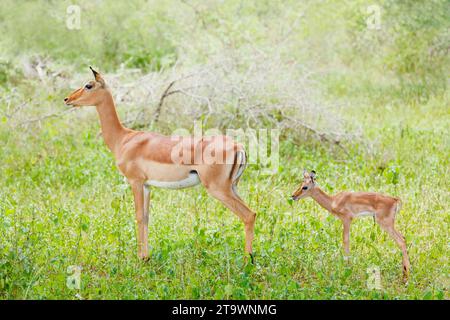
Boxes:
[291,170,410,282]
[64,67,256,262]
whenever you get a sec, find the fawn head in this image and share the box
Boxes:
[291,170,316,201]
[64,67,108,107]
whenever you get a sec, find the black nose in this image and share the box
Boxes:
[64,98,68,102]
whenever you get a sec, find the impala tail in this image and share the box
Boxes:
[231,148,247,184]
[395,198,403,217]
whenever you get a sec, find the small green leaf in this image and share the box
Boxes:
[423,291,433,300]
[111,198,121,211]
[344,268,352,279]
[224,284,233,296]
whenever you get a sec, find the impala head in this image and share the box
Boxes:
[64,67,109,107]
[291,170,316,201]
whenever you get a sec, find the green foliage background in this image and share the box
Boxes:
[0,0,448,299]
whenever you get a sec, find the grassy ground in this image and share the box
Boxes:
[0,93,448,299]
[0,0,449,299]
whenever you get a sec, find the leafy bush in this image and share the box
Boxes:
[0,0,448,299]
[0,0,177,72]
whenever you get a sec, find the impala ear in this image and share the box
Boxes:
[89,66,105,86]
[303,169,309,179]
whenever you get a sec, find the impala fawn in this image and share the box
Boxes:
[64,67,256,262]
[291,170,410,282]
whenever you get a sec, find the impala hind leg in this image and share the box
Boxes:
[377,217,410,282]
[130,181,150,261]
[142,185,151,259]
[206,185,256,263]
[394,229,410,282]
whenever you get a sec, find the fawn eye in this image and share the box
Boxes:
[85,84,93,90]
[302,186,308,190]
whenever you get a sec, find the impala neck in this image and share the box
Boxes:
[95,91,127,154]
[311,187,334,212]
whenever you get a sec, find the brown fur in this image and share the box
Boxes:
[292,170,410,282]
[65,68,256,261]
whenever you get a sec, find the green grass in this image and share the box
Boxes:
[0,0,449,300]
[0,95,448,299]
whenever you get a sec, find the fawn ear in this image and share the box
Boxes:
[303,169,309,179]
[90,66,105,86]
[310,170,316,181]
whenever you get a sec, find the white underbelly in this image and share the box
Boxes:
[145,172,201,189]
[355,211,375,218]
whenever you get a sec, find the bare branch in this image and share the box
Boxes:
[16,108,75,127]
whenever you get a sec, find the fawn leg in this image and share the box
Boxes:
[342,219,351,260]
[378,218,410,282]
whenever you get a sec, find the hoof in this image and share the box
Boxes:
[138,253,150,262]
[402,275,409,285]
[402,266,410,284]
[402,272,409,284]
[245,253,255,265]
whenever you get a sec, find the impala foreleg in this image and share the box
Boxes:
[342,218,351,259]
[131,181,149,261]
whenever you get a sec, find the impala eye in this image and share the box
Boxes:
[85,84,93,90]
[302,186,308,190]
